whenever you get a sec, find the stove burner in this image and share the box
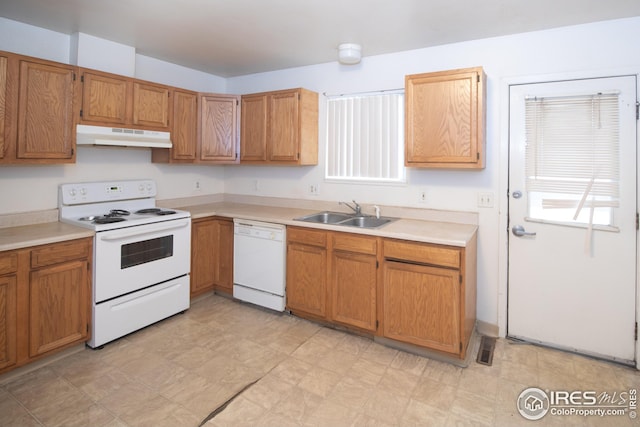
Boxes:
[136,208,162,214]
[156,210,176,216]
[79,216,99,221]
[93,217,126,224]
[108,209,131,217]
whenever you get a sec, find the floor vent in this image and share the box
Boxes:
[476,336,496,366]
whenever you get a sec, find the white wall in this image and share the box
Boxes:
[226,16,640,331]
[1,15,639,332]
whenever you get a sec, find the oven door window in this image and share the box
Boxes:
[121,235,173,269]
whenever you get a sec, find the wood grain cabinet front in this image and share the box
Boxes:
[0,53,7,160]
[405,66,486,169]
[0,237,93,376]
[0,51,79,164]
[381,238,476,359]
[241,88,318,165]
[190,216,234,298]
[199,94,240,163]
[0,252,18,371]
[329,233,378,332]
[286,227,328,319]
[79,69,170,131]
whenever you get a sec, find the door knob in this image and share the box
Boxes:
[512,225,537,237]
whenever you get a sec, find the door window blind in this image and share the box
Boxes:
[326,92,405,182]
[524,92,620,229]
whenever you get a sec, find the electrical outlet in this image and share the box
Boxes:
[477,192,494,208]
[195,181,201,192]
[419,190,427,203]
[309,184,320,196]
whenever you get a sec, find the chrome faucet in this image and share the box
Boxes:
[340,200,362,216]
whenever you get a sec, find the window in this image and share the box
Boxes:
[326,92,405,183]
[524,92,620,229]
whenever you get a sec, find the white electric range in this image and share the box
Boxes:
[59,179,191,348]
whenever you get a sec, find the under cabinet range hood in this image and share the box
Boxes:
[76,124,172,149]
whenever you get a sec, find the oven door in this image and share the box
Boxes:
[94,218,191,302]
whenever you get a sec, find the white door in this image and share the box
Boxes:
[508,76,637,364]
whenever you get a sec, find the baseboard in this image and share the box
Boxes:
[476,320,499,337]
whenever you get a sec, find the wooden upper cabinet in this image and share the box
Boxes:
[240,88,318,165]
[133,81,170,128]
[240,93,268,162]
[80,69,170,131]
[199,94,239,163]
[16,59,77,161]
[80,70,130,125]
[0,54,7,160]
[405,66,486,169]
[169,89,198,160]
[269,90,299,162]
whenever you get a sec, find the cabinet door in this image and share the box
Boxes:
[29,260,88,357]
[240,94,267,161]
[17,60,76,160]
[171,89,198,160]
[331,250,377,331]
[215,218,234,293]
[0,54,6,160]
[200,94,239,162]
[269,90,299,162]
[133,82,170,128]
[191,218,216,297]
[382,260,460,355]
[405,67,484,168]
[286,242,327,318]
[0,274,17,370]
[81,71,130,125]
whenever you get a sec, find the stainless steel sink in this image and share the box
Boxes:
[337,216,394,228]
[294,211,353,224]
[294,211,397,229]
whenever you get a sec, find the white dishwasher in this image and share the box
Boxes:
[233,219,286,311]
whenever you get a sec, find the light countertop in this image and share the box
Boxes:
[0,222,94,252]
[179,201,477,247]
[0,201,477,252]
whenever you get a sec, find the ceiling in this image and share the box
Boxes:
[1,0,639,77]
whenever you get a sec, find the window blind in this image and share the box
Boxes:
[326,92,404,182]
[525,93,620,226]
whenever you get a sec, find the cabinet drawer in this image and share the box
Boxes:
[287,227,326,247]
[31,239,91,268]
[383,239,459,269]
[0,252,18,275]
[332,233,377,255]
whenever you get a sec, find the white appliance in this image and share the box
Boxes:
[76,124,172,148]
[59,179,191,348]
[233,219,286,311]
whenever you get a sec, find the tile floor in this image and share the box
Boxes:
[1,294,638,427]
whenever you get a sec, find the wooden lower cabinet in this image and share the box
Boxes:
[382,260,460,354]
[381,238,476,359]
[286,227,327,318]
[286,226,477,359]
[0,272,17,370]
[330,233,378,332]
[0,237,92,376]
[29,259,88,357]
[190,216,234,298]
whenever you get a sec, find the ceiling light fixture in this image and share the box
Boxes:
[338,43,362,65]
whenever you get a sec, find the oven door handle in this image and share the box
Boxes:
[99,219,190,242]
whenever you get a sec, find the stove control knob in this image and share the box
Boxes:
[80,187,87,196]
[69,188,77,197]
[146,183,153,191]
[139,184,145,192]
